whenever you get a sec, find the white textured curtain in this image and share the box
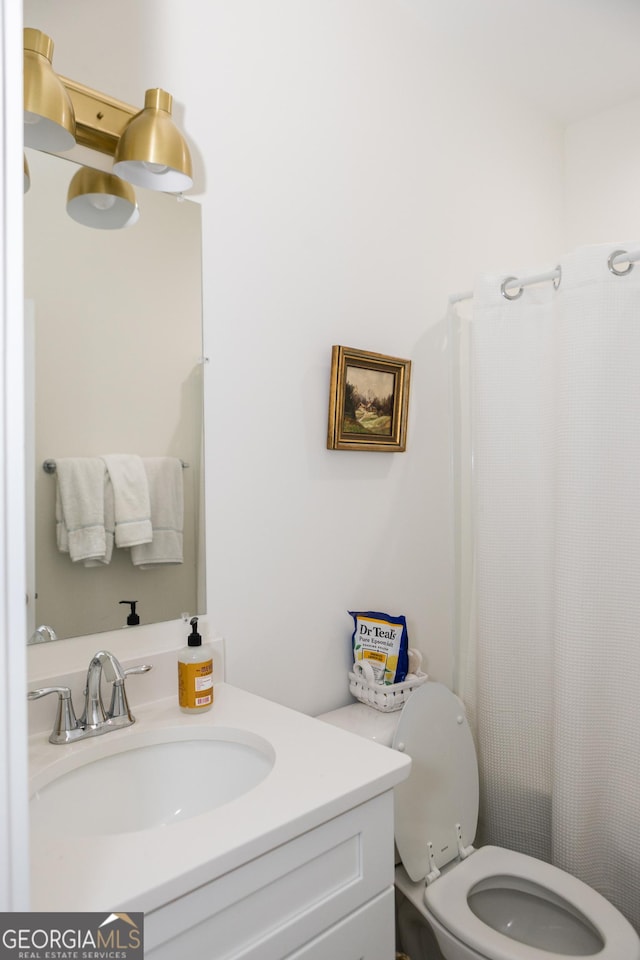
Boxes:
[462,243,640,931]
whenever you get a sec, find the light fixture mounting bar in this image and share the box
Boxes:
[60,77,138,156]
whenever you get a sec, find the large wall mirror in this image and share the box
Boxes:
[24,147,205,642]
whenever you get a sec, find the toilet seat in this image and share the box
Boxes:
[392,681,479,882]
[423,845,639,960]
[391,683,640,960]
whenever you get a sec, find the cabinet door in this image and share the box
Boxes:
[285,889,396,960]
[145,792,395,960]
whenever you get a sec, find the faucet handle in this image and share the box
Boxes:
[108,663,152,721]
[27,685,71,700]
[124,663,152,678]
[27,686,79,744]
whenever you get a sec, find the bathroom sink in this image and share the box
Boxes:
[30,726,274,836]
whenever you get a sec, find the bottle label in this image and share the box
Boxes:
[178,660,213,709]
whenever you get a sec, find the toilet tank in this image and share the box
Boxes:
[318,702,402,747]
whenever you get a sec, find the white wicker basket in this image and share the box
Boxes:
[349,662,428,713]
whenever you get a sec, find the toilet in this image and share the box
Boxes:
[320,681,640,960]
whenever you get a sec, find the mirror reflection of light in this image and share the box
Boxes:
[89,194,116,211]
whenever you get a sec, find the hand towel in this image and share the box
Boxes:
[100,454,153,548]
[83,474,115,566]
[131,457,184,567]
[55,458,107,563]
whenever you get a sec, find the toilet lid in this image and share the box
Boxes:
[392,682,479,883]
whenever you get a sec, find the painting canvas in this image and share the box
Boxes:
[327,346,411,452]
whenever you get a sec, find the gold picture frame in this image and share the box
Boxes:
[327,345,411,452]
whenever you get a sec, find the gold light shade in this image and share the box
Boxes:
[66,167,139,230]
[23,28,76,152]
[24,154,31,194]
[113,88,193,192]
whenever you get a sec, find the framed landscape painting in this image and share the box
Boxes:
[327,346,411,452]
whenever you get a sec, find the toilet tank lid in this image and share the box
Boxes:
[392,682,479,883]
[317,702,401,747]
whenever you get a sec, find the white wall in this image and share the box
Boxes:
[24,0,566,715]
[565,97,640,249]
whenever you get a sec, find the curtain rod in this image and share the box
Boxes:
[449,247,640,304]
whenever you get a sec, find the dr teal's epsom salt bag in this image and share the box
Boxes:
[349,610,409,685]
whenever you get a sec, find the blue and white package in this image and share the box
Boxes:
[349,610,409,685]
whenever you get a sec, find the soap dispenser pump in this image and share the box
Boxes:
[119,600,140,626]
[178,616,213,713]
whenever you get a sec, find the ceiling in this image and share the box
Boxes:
[414,0,640,125]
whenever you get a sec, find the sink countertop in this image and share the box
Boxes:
[29,682,411,914]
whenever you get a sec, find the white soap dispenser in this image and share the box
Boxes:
[178,616,213,714]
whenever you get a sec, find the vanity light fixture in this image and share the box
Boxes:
[23,28,76,152]
[66,167,140,230]
[113,88,193,192]
[23,27,193,195]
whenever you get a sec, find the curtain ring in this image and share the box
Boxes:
[501,276,523,300]
[608,249,634,276]
[553,265,562,289]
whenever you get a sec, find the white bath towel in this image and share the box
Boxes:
[131,457,184,567]
[100,454,153,548]
[83,474,115,566]
[55,458,107,563]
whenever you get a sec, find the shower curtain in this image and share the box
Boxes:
[459,243,640,931]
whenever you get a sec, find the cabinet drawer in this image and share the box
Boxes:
[146,791,394,960]
[285,888,396,960]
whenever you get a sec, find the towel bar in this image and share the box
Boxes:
[43,458,189,473]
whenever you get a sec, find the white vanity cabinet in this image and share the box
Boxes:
[29,674,410,960]
[144,792,396,960]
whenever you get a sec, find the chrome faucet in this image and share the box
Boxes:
[81,649,127,729]
[28,624,58,645]
[28,649,152,744]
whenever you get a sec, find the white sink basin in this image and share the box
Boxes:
[30,726,274,836]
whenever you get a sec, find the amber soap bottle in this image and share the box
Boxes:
[178,617,213,714]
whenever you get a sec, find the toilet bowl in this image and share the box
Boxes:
[319,682,640,960]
